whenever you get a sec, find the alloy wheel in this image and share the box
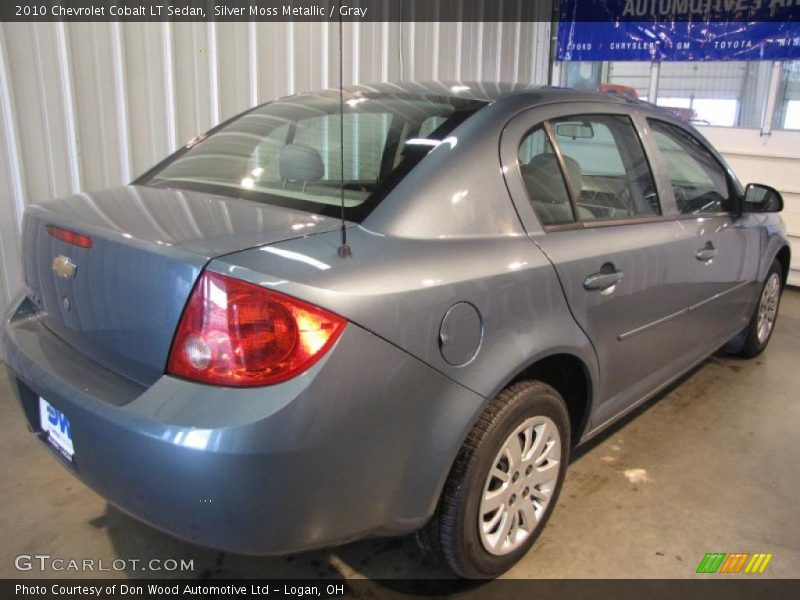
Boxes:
[478,415,561,556]
[757,272,780,344]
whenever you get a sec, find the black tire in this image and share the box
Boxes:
[417,380,571,579]
[739,260,783,358]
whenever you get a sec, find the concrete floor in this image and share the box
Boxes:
[1,292,799,581]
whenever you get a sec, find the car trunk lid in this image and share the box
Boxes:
[22,185,340,386]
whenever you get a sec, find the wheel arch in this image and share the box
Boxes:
[775,244,791,287]
[505,352,594,447]
[416,351,595,567]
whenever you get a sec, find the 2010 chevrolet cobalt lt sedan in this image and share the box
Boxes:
[1,82,789,578]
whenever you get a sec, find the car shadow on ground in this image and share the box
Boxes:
[99,498,456,581]
[99,355,724,587]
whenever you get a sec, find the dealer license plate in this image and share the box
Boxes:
[39,397,74,462]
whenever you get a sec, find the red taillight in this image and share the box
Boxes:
[167,271,346,387]
[46,225,93,248]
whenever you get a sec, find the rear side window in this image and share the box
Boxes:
[518,127,575,225]
[648,120,732,215]
[518,114,660,226]
[550,114,660,221]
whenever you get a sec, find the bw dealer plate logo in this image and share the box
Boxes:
[52,255,76,280]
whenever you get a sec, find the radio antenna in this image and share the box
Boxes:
[337,11,352,259]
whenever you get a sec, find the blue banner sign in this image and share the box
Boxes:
[557,1,800,61]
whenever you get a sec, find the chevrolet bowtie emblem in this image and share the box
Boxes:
[52,255,77,280]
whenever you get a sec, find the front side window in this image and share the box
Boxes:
[142,94,486,222]
[550,114,660,221]
[648,120,732,215]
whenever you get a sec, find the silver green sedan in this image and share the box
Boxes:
[1,82,788,578]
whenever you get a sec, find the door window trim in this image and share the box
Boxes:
[518,112,664,231]
[498,101,737,235]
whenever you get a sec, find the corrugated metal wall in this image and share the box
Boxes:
[0,20,553,316]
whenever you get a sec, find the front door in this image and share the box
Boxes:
[646,119,760,346]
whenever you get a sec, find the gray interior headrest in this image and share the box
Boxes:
[523,154,583,203]
[278,144,324,182]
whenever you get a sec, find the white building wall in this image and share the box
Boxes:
[697,126,800,286]
[0,20,552,317]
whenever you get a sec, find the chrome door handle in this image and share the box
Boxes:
[696,243,718,262]
[584,269,624,290]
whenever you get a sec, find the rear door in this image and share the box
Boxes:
[501,103,702,427]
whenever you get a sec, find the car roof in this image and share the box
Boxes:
[285,81,702,132]
[303,80,647,107]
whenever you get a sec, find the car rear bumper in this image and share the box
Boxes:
[1,295,486,555]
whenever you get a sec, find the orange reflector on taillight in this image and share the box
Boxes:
[46,225,93,248]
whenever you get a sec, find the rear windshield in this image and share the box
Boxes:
[140,93,486,222]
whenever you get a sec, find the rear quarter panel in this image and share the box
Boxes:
[210,227,598,406]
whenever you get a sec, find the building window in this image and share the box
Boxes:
[564,61,650,101]
[655,62,769,128]
[561,60,774,129]
[604,62,651,101]
[775,60,800,131]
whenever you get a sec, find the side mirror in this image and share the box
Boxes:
[744,183,783,213]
